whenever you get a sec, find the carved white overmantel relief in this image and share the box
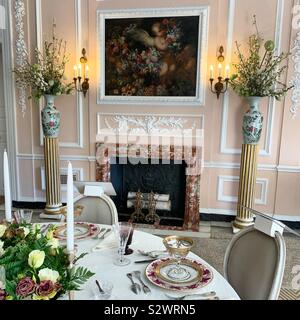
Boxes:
[14,0,28,115]
[290,31,300,118]
[97,113,204,136]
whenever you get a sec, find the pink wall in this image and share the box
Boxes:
[12,0,300,220]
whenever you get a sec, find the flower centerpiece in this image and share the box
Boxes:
[229,15,293,144]
[0,222,94,300]
[14,24,74,137]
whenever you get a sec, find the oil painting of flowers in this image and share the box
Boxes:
[106,16,199,97]
[98,9,209,104]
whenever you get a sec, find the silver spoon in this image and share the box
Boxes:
[138,250,167,258]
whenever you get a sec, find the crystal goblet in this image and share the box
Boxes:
[113,222,133,266]
[163,236,194,282]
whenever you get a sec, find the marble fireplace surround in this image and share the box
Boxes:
[95,141,202,231]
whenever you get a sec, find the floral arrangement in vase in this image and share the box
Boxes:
[14,23,74,137]
[229,15,292,100]
[229,16,293,145]
[14,24,74,101]
[0,222,94,300]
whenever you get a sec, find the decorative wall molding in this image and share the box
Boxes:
[16,153,300,173]
[217,175,268,205]
[97,113,204,135]
[200,208,300,222]
[36,0,84,148]
[96,7,209,106]
[14,0,28,115]
[40,166,83,190]
[290,31,300,118]
[17,153,96,162]
[220,0,284,157]
[1,0,18,200]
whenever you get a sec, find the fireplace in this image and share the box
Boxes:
[95,142,202,231]
[110,157,187,226]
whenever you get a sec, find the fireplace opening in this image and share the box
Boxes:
[110,157,187,227]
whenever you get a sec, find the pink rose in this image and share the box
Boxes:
[36,280,60,298]
[0,289,7,300]
[16,277,36,297]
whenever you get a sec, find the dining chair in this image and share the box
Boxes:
[73,194,118,225]
[223,226,286,300]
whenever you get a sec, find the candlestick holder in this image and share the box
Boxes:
[209,76,230,99]
[67,250,76,300]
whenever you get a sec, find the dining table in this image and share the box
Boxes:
[46,222,240,300]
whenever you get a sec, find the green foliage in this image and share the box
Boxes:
[0,222,94,300]
[229,16,293,100]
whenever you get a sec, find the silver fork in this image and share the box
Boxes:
[127,273,141,295]
[92,228,106,239]
[132,270,151,294]
[165,291,217,300]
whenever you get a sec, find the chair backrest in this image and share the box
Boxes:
[223,226,286,300]
[74,194,118,225]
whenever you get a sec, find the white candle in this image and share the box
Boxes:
[3,151,12,222]
[85,65,89,79]
[78,64,82,77]
[218,63,222,77]
[73,65,78,78]
[209,65,214,79]
[225,65,230,78]
[67,162,74,252]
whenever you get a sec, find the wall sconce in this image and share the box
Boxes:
[73,48,89,97]
[209,46,230,99]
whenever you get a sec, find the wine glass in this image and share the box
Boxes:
[14,210,33,224]
[163,236,194,282]
[113,222,133,266]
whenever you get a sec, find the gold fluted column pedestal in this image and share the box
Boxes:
[44,137,63,214]
[233,144,259,234]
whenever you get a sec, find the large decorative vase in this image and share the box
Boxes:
[42,95,63,214]
[41,95,61,137]
[242,96,263,145]
[233,96,263,233]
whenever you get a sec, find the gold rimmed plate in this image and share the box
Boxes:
[146,257,213,292]
[54,222,100,241]
[155,258,203,285]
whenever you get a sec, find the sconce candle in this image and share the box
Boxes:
[78,64,82,77]
[73,65,78,78]
[225,65,230,79]
[210,65,214,79]
[85,65,89,79]
[218,63,222,77]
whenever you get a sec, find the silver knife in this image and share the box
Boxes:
[134,259,157,264]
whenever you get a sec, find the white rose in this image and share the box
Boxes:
[38,268,60,283]
[47,238,59,249]
[28,250,45,269]
[0,225,7,238]
[0,240,5,257]
[20,227,30,237]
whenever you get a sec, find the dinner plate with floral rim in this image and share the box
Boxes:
[53,222,101,241]
[145,257,213,292]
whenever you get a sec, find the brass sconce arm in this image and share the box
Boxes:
[73,48,90,98]
[210,77,230,99]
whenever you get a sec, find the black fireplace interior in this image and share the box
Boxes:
[110,157,187,226]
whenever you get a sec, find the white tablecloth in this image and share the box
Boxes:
[58,223,240,300]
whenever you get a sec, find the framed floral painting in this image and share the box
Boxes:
[97,7,208,105]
